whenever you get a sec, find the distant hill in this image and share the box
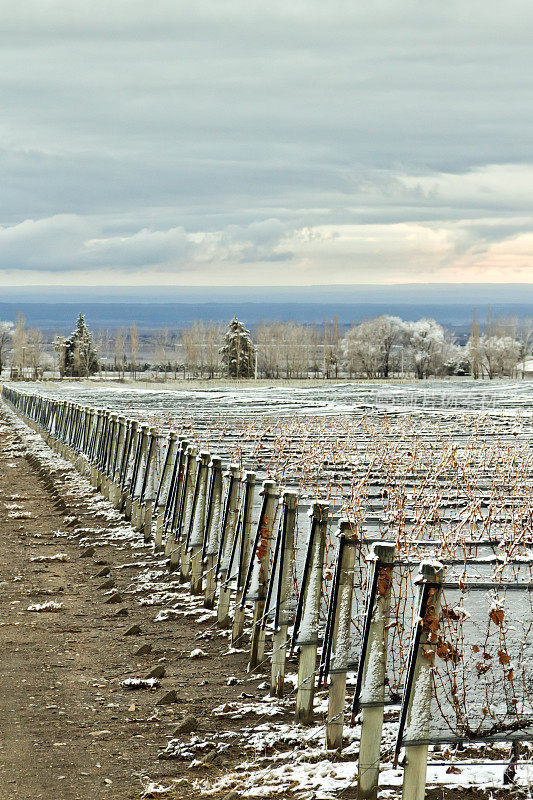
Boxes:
[0,283,531,306]
[0,298,530,335]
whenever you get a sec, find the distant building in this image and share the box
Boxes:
[517,359,533,379]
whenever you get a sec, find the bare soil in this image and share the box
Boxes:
[0,406,274,799]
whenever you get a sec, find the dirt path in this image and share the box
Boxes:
[0,405,272,800]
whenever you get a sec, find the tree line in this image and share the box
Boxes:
[2,311,531,381]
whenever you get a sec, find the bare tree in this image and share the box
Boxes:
[153,328,170,379]
[130,323,139,379]
[26,328,43,379]
[323,317,341,378]
[114,329,125,377]
[0,321,14,376]
[469,314,482,379]
[12,312,27,378]
[182,322,202,377]
[256,322,281,378]
[309,323,322,379]
[204,323,223,378]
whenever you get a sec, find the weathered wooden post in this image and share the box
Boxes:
[117,419,135,511]
[325,520,359,750]
[154,432,178,550]
[95,408,110,489]
[82,406,93,457]
[131,425,149,529]
[247,480,278,670]
[102,413,118,499]
[397,561,444,800]
[294,500,329,724]
[356,541,396,794]
[270,490,297,697]
[138,427,158,540]
[109,415,126,505]
[178,444,198,580]
[203,457,223,609]
[168,442,193,570]
[90,409,103,487]
[123,421,140,519]
[188,451,211,594]
[164,439,189,558]
[231,471,256,644]
[216,464,241,626]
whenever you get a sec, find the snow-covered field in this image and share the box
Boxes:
[22,378,533,419]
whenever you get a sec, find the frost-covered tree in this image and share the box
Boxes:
[405,318,447,379]
[220,317,255,378]
[472,335,521,379]
[441,342,469,376]
[342,322,381,378]
[342,315,404,378]
[63,314,99,377]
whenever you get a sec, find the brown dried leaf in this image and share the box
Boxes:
[497,650,511,666]
[489,607,504,626]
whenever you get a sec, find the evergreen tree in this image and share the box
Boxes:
[63,314,99,377]
[220,317,255,378]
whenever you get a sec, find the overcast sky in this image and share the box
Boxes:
[1,1,532,286]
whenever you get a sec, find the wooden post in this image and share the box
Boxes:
[131,425,149,530]
[164,439,189,558]
[90,410,103,487]
[103,413,118,499]
[117,419,134,512]
[270,490,297,697]
[294,500,329,724]
[168,443,195,571]
[188,451,211,594]
[216,464,241,626]
[178,444,198,581]
[124,421,140,520]
[357,542,396,796]
[203,457,223,609]
[109,415,126,505]
[139,428,158,540]
[231,471,256,644]
[399,561,444,800]
[247,480,278,669]
[325,520,358,750]
[154,432,178,550]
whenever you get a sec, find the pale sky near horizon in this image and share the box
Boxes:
[1,1,532,287]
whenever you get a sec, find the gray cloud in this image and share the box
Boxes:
[0,1,531,283]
